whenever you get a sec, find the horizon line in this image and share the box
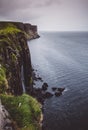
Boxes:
[39,30,88,32]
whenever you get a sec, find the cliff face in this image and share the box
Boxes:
[0,22,42,130]
[0,22,38,95]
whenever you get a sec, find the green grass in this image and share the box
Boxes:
[0,26,21,35]
[0,23,21,34]
[0,94,42,130]
[0,65,8,93]
[0,23,28,38]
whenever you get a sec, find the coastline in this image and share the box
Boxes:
[0,21,42,130]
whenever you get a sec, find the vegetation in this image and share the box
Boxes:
[0,22,42,130]
[0,94,42,130]
[0,24,21,35]
[0,23,29,38]
[0,65,8,93]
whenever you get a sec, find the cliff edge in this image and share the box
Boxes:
[0,22,42,130]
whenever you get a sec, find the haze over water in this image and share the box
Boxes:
[28,32,88,130]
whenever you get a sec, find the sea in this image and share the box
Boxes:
[28,32,88,130]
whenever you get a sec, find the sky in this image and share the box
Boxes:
[0,0,88,31]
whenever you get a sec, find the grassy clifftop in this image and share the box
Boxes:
[0,23,21,34]
[0,22,42,130]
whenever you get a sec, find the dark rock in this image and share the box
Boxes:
[57,88,65,92]
[52,87,57,91]
[37,97,45,105]
[42,83,48,91]
[37,77,43,82]
[35,88,42,93]
[32,68,34,71]
[32,87,53,103]
[55,92,62,97]
[32,88,42,96]
[0,101,15,130]
[33,82,36,85]
[43,92,53,98]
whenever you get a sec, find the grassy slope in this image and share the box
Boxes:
[0,94,41,130]
[0,23,42,130]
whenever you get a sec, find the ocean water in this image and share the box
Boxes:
[28,32,88,130]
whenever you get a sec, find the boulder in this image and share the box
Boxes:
[43,92,53,98]
[42,83,48,91]
[52,87,57,91]
[57,88,65,92]
[55,92,62,97]
[37,77,43,82]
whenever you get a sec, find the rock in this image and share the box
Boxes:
[37,97,45,105]
[55,92,62,97]
[52,87,57,91]
[32,72,37,81]
[32,88,42,96]
[42,83,48,91]
[33,82,36,85]
[37,77,43,82]
[0,101,14,130]
[57,88,65,92]
[43,92,53,98]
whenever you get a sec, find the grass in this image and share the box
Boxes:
[0,65,8,93]
[0,23,29,38]
[0,94,42,130]
[0,26,21,35]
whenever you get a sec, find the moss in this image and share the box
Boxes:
[0,23,21,35]
[0,23,27,38]
[11,53,17,63]
[0,23,17,29]
[0,65,8,93]
[0,26,21,35]
[0,36,14,44]
[0,94,42,130]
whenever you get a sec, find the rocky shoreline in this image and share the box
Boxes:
[0,21,65,130]
[31,69,65,104]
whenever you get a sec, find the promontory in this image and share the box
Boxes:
[0,21,42,130]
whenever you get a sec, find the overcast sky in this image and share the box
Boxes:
[0,0,88,31]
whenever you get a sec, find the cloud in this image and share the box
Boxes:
[0,0,59,21]
[0,0,57,14]
[0,0,88,31]
[0,0,58,21]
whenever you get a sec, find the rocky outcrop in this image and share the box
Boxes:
[0,21,39,95]
[0,22,42,130]
[0,100,15,130]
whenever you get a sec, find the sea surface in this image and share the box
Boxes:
[28,32,88,130]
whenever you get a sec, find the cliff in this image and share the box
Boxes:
[0,21,40,95]
[0,22,42,130]
[0,21,40,39]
